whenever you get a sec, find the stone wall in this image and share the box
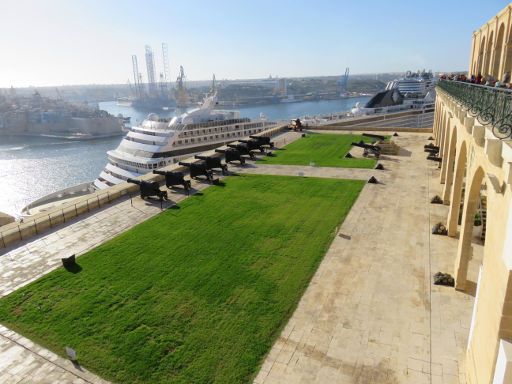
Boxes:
[433,89,512,384]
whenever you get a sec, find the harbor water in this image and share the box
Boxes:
[0,97,369,217]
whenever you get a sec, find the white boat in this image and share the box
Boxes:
[94,91,278,189]
[352,70,436,116]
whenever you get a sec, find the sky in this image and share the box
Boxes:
[0,0,510,87]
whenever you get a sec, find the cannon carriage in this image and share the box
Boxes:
[239,138,266,153]
[351,141,381,158]
[127,178,168,201]
[227,142,255,159]
[152,170,192,192]
[178,161,216,183]
[215,147,246,165]
[194,154,228,174]
[249,135,274,148]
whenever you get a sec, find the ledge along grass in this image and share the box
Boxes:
[0,174,364,384]
[259,133,377,168]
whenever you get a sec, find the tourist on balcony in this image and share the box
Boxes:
[476,73,483,84]
[502,71,510,85]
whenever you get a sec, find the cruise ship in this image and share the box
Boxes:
[352,70,436,116]
[94,92,277,189]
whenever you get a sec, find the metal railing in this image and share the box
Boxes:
[437,79,512,139]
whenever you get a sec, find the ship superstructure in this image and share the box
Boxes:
[95,89,277,189]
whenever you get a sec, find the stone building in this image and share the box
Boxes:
[469,3,512,80]
[434,5,512,382]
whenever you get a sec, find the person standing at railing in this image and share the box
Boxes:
[476,73,483,84]
[502,71,510,86]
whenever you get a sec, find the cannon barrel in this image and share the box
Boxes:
[227,142,253,155]
[427,155,442,163]
[351,142,381,151]
[179,160,215,182]
[239,138,265,152]
[424,144,439,150]
[216,148,245,164]
[249,135,274,148]
[153,170,191,191]
[128,178,167,201]
[194,155,227,174]
[362,133,386,141]
[127,178,142,185]
[424,147,439,154]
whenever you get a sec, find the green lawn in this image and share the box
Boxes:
[259,133,377,168]
[0,175,364,384]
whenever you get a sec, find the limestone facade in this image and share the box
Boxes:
[433,87,512,383]
[469,3,512,80]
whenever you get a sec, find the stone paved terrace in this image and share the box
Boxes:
[0,131,479,383]
[253,132,479,384]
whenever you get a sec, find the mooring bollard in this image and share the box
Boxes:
[48,214,52,227]
[34,219,38,235]
[62,209,65,223]
[74,204,78,216]
[0,232,5,248]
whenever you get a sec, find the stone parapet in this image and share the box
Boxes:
[0,125,287,250]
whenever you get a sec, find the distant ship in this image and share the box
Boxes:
[352,70,436,116]
[0,91,124,140]
[94,90,278,189]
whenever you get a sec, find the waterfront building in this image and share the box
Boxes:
[433,4,512,382]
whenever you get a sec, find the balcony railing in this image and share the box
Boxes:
[437,79,512,139]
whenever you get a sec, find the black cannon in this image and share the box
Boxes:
[427,155,442,163]
[424,147,439,155]
[362,133,386,141]
[239,138,265,153]
[424,143,439,151]
[127,178,168,201]
[351,141,381,158]
[215,148,246,165]
[178,161,215,183]
[227,142,255,159]
[195,154,228,174]
[153,170,192,192]
[249,135,274,148]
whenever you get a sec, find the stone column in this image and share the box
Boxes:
[442,131,457,204]
[454,168,483,290]
[440,119,452,184]
[436,110,444,146]
[447,145,467,236]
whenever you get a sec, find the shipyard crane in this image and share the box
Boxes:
[54,87,62,100]
[210,74,217,94]
[161,42,171,89]
[175,66,189,108]
[145,45,157,95]
[132,55,143,98]
[338,67,350,97]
